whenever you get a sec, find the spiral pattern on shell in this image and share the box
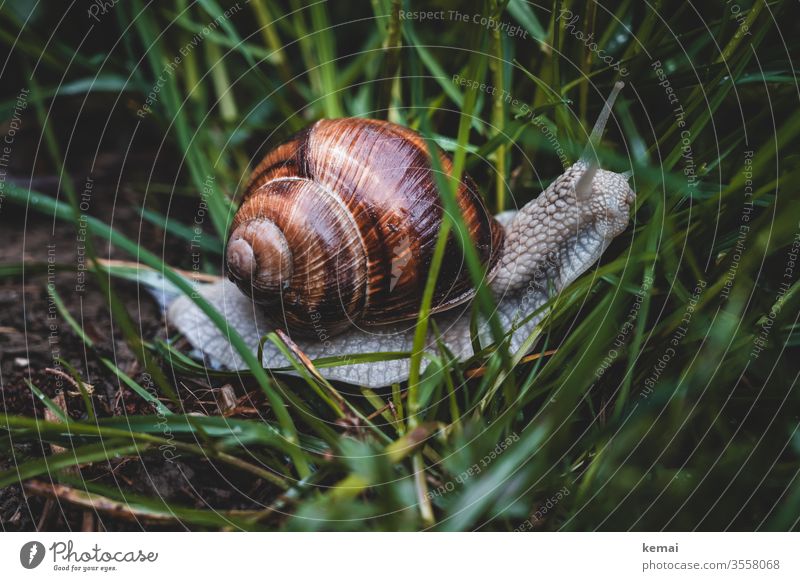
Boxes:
[226,118,504,337]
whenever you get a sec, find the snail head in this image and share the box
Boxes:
[570,162,636,240]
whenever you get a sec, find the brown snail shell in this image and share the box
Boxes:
[226,118,504,337]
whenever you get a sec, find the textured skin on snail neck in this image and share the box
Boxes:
[167,162,634,388]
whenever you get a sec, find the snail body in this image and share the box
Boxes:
[168,83,635,388]
[226,118,503,337]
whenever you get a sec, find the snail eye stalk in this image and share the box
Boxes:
[580,81,625,166]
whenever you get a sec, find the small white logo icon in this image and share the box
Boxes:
[20,541,46,569]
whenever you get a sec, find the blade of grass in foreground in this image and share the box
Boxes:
[404,206,450,526]
[0,415,300,489]
[24,381,69,423]
[25,478,263,530]
[0,441,147,489]
[488,0,510,212]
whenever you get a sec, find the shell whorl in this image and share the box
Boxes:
[227,177,368,336]
[227,118,504,337]
[227,219,292,298]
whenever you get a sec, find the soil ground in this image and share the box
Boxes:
[0,177,281,531]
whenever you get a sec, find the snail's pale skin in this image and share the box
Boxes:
[168,83,633,388]
[167,161,634,387]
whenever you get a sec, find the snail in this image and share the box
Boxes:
[167,82,635,388]
[224,115,504,337]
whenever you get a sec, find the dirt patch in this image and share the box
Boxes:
[0,172,288,530]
